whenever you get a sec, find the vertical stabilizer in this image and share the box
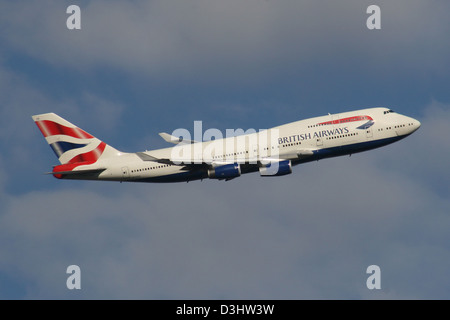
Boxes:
[32,113,121,166]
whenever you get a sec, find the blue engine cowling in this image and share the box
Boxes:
[208,163,241,180]
[259,160,292,176]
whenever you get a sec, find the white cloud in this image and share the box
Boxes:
[1,0,448,83]
[1,0,449,300]
[1,134,449,299]
[2,96,450,299]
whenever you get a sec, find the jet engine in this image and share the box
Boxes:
[208,163,241,180]
[259,160,292,176]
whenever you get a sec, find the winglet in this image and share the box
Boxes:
[158,132,198,145]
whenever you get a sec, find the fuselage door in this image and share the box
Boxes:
[250,144,259,160]
[316,137,323,147]
[121,166,130,180]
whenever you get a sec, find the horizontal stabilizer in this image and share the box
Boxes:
[47,168,106,175]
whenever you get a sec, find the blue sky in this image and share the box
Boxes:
[0,0,449,299]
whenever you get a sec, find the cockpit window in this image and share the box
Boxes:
[383,109,395,114]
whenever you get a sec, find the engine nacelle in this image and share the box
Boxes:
[259,160,292,176]
[208,163,241,180]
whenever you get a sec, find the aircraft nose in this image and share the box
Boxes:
[409,117,421,134]
[399,115,421,135]
[413,118,421,131]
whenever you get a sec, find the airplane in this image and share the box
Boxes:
[32,107,420,183]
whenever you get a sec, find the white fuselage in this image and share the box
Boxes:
[84,107,420,183]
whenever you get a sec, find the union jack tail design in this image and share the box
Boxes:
[32,113,121,175]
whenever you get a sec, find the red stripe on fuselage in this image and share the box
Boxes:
[35,120,94,139]
[318,115,373,126]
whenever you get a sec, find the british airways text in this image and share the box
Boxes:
[278,127,350,144]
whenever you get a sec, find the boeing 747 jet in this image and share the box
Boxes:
[32,107,420,183]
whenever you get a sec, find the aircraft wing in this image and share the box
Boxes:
[135,152,209,171]
[135,152,193,165]
[135,148,314,168]
[277,149,314,160]
[158,132,199,145]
